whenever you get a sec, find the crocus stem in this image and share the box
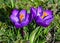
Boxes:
[21,28,24,39]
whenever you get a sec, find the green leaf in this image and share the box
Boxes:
[10,0,14,8]
[34,27,43,42]
[29,27,39,43]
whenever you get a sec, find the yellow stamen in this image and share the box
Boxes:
[20,14,24,22]
[41,12,48,19]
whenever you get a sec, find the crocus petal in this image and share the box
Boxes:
[15,22,22,28]
[21,14,30,27]
[45,17,54,25]
[19,9,27,17]
[11,9,19,16]
[30,7,37,19]
[35,16,43,22]
[35,17,47,27]
[37,22,48,27]
[44,10,53,15]
[10,15,19,23]
[44,15,53,20]
[36,15,54,27]
[18,9,27,22]
[37,6,43,16]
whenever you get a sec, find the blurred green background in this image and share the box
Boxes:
[0,0,60,43]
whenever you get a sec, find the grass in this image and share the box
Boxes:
[0,0,60,43]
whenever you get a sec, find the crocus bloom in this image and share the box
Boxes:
[31,6,54,27]
[10,9,30,28]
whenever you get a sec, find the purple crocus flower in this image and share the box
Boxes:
[10,9,30,28]
[31,6,54,27]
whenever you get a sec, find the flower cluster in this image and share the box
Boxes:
[10,6,54,28]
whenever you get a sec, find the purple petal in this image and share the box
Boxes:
[19,9,27,17]
[30,7,37,19]
[21,14,30,27]
[45,17,54,25]
[44,15,53,20]
[10,15,19,23]
[35,16,43,22]
[36,16,54,27]
[37,6,43,16]
[11,9,19,16]
[37,22,48,27]
[35,16,46,26]
[44,10,53,15]
[15,22,22,28]
[18,9,27,22]
[36,17,48,27]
